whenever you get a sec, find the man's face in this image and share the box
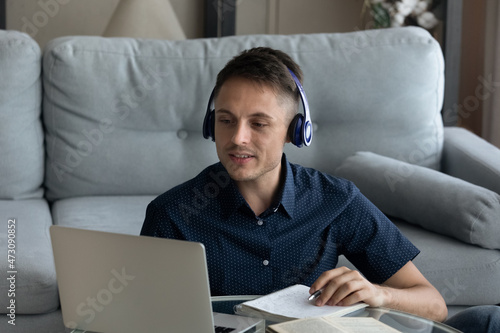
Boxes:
[213,76,290,187]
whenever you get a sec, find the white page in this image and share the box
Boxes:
[270,318,347,333]
[242,284,366,319]
[326,317,402,333]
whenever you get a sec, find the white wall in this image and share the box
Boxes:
[7,0,204,48]
[7,0,364,49]
[237,0,365,35]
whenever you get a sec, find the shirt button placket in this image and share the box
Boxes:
[257,218,264,226]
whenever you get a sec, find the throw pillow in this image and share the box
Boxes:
[335,151,500,250]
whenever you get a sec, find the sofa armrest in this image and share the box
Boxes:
[442,127,500,195]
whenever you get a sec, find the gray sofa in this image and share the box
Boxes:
[1,26,499,332]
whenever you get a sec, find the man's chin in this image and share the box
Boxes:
[225,169,254,183]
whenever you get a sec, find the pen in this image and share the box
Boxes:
[308,289,323,301]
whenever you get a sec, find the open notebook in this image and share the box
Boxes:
[235,284,367,322]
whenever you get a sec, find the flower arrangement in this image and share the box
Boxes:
[363,0,441,30]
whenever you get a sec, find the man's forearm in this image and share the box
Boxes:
[310,264,448,322]
[377,283,448,322]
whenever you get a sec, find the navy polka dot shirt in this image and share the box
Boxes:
[140,154,419,296]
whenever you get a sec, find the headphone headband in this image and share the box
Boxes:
[203,68,313,147]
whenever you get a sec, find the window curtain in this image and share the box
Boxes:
[483,0,500,148]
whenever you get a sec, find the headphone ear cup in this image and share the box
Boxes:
[287,113,304,147]
[209,110,215,140]
[203,109,215,141]
[203,88,216,141]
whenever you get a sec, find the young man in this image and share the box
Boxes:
[141,47,498,329]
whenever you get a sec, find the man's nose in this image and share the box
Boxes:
[232,122,250,145]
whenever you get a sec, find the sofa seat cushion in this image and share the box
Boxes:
[0,199,59,314]
[335,151,500,250]
[0,310,66,333]
[338,218,500,306]
[51,196,155,235]
[394,218,500,306]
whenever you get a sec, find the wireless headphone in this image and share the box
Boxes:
[202,68,313,147]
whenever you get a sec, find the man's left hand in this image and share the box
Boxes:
[308,262,448,323]
[309,266,387,307]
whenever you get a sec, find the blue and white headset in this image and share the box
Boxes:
[202,68,313,148]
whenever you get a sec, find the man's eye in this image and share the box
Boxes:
[253,123,266,128]
[219,119,231,124]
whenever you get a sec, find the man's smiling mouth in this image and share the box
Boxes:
[229,153,255,164]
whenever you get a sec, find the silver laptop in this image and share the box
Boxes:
[50,226,263,333]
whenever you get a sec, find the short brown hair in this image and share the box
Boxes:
[213,47,303,118]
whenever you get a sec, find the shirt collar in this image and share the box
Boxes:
[277,154,296,219]
[218,154,296,220]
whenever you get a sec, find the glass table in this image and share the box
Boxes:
[211,295,462,333]
[69,296,461,332]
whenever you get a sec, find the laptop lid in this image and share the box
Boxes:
[50,226,257,333]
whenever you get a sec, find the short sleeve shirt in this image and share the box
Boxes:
[140,154,419,296]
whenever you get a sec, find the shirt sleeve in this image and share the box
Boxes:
[140,200,183,239]
[336,189,420,284]
[140,201,160,236]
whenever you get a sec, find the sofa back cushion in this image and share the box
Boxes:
[43,27,444,200]
[0,31,44,200]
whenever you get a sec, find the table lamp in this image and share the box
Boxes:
[103,0,186,40]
